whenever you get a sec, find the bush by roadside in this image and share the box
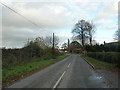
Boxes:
[86,52,119,67]
[2,37,61,68]
[3,54,69,87]
[81,55,119,72]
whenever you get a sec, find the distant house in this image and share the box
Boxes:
[69,41,82,53]
[74,48,82,53]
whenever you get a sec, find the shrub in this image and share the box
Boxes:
[87,52,119,64]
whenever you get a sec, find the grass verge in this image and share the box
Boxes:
[3,54,69,87]
[81,55,119,73]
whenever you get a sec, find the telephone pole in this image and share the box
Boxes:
[52,33,55,52]
[68,38,70,52]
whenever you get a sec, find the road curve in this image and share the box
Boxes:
[7,54,107,88]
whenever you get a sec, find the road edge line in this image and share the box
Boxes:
[82,56,95,69]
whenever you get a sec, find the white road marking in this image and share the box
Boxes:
[52,62,72,89]
[52,71,66,89]
[67,63,71,68]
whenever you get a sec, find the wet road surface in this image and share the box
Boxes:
[7,54,107,88]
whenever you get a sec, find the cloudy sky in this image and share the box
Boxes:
[0,0,119,48]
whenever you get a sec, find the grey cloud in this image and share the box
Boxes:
[2,3,75,29]
[2,26,52,48]
[1,0,118,48]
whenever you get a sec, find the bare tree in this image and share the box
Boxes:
[44,36,53,47]
[34,37,45,48]
[61,43,68,51]
[85,21,95,46]
[114,29,120,42]
[72,19,95,48]
[44,35,59,48]
[72,20,86,48]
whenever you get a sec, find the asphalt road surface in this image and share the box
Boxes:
[7,54,107,88]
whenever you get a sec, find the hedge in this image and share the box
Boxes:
[87,52,120,64]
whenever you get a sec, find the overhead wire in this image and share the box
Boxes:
[0,2,51,35]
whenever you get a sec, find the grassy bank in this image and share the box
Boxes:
[81,55,119,72]
[3,54,69,87]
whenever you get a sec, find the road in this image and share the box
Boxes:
[7,54,107,88]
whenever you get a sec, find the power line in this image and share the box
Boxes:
[0,2,40,28]
[0,2,50,35]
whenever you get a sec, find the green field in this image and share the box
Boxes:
[81,55,118,72]
[3,54,69,86]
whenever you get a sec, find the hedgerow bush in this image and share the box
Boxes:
[87,52,119,64]
[2,37,61,68]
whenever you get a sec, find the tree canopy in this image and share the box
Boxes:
[72,19,95,49]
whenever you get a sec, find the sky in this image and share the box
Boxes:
[0,0,119,48]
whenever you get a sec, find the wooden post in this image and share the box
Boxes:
[52,33,55,52]
[68,38,70,52]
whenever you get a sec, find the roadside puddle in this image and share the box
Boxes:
[87,75,107,88]
[89,75,102,81]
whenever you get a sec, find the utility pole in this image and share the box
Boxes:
[68,38,70,53]
[52,33,55,52]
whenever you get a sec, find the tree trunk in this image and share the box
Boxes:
[90,36,92,46]
[81,31,84,47]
